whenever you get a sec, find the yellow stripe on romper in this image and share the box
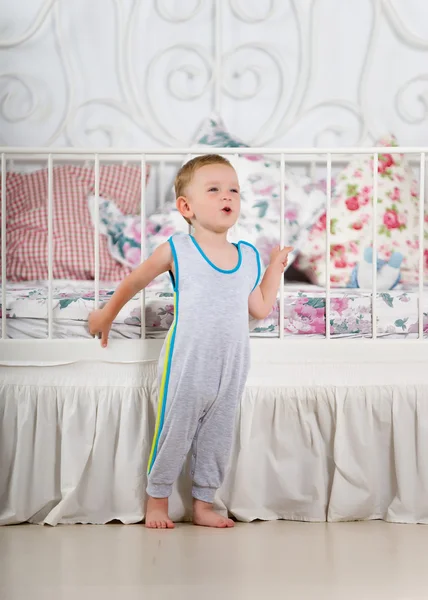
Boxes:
[147,292,177,473]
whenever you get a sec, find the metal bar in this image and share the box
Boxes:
[325,153,332,340]
[187,153,192,235]
[279,154,285,340]
[231,151,239,240]
[1,153,6,339]
[159,160,166,209]
[419,152,425,340]
[47,154,53,339]
[3,146,428,156]
[214,0,222,114]
[141,155,146,340]
[4,153,421,168]
[372,153,378,340]
[0,154,151,163]
[94,155,100,310]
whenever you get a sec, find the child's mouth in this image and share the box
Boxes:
[222,207,232,213]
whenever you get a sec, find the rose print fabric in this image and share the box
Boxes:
[2,281,427,340]
[87,195,188,289]
[296,135,424,287]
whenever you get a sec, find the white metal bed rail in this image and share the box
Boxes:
[0,146,427,343]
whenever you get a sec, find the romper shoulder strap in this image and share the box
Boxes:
[238,241,262,292]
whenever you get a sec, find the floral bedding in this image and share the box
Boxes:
[1,281,427,339]
[255,285,428,337]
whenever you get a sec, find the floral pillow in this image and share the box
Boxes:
[295,135,422,287]
[225,154,327,269]
[193,113,248,148]
[187,114,328,270]
[88,196,187,289]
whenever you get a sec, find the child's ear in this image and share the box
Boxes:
[176,196,194,221]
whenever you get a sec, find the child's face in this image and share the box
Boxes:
[178,164,240,233]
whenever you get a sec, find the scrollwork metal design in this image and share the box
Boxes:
[0,0,427,148]
[395,75,428,124]
[155,0,205,23]
[229,0,276,23]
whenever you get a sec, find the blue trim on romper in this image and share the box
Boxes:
[238,241,261,291]
[190,235,242,274]
[160,237,179,432]
[147,235,179,474]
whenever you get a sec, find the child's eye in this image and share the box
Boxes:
[231,189,239,193]
[208,187,218,192]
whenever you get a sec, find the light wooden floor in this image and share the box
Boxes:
[1,521,427,600]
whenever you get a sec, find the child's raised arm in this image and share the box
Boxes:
[248,246,292,320]
[88,242,173,347]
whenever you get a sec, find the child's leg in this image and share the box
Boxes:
[147,413,200,498]
[190,388,240,528]
[145,387,202,528]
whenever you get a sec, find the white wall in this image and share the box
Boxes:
[1,0,428,149]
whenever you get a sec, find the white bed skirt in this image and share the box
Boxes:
[1,360,428,526]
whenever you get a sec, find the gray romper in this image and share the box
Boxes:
[147,232,261,503]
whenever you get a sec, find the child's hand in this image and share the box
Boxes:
[88,309,112,347]
[269,246,293,272]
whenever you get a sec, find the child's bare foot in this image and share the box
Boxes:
[193,499,234,528]
[145,496,175,529]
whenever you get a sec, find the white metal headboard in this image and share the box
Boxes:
[1,0,428,148]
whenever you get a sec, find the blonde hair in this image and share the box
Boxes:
[174,154,233,225]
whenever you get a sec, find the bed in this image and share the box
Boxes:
[1,146,428,528]
[3,280,428,340]
[2,3,428,527]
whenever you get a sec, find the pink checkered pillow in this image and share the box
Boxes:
[3,164,149,281]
